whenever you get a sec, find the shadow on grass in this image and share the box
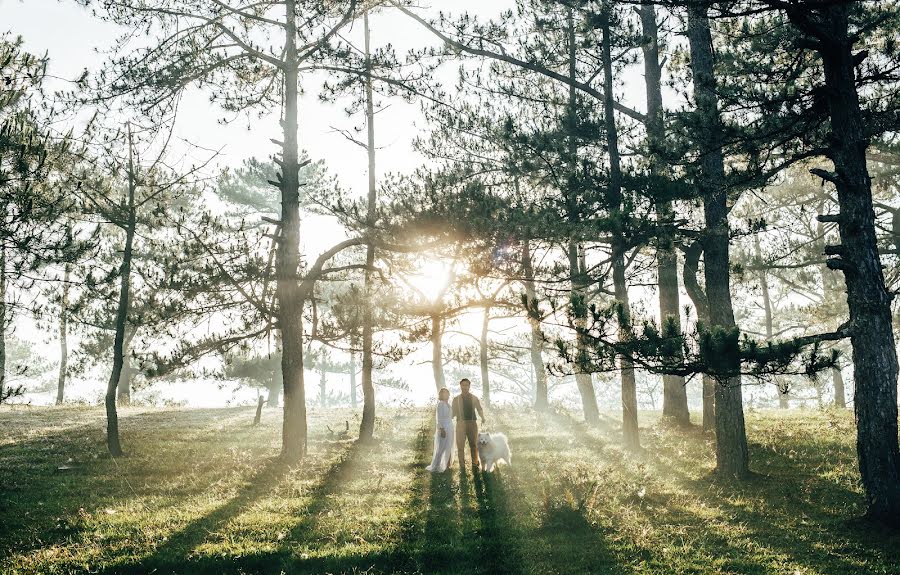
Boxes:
[92,440,361,575]
[552,411,900,575]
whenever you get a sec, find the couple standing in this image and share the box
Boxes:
[426,378,485,473]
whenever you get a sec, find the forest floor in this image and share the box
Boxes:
[1,404,899,575]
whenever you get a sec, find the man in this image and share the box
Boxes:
[451,378,485,470]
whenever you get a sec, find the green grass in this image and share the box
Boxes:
[1,404,898,574]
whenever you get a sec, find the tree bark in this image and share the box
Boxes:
[358,9,377,442]
[601,9,638,450]
[278,0,307,462]
[792,3,900,522]
[522,241,549,411]
[56,264,70,405]
[566,7,600,425]
[480,305,491,407]
[349,350,358,409]
[640,0,690,427]
[687,5,749,478]
[105,124,136,458]
[431,313,445,391]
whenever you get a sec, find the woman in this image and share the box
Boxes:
[426,387,454,472]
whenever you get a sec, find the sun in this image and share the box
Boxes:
[405,257,455,302]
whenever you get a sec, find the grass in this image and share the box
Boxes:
[1,403,898,574]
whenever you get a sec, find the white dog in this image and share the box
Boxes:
[477,432,512,472]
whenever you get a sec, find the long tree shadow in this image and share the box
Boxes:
[92,455,292,575]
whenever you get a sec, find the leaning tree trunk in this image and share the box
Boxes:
[522,241,549,411]
[278,0,308,462]
[687,5,749,478]
[431,313,445,391]
[359,9,377,442]
[565,8,600,425]
[640,0,690,427]
[480,306,491,407]
[105,126,136,458]
[801,4,900,522]
[601,10,638,450]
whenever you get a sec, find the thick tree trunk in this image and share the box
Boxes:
[349,350,358,409]
[522,241,549,411]
[566,8,600,425]
[105,125,136,458]
[802,4,900,522]
[278,0,307,462]
[601,11,638,450]
[359,10,377,443]
[431,314,445,391]
[640,0,690,427]
[480,306,491,407]
[687,5,749,478]
[56,264,70,405]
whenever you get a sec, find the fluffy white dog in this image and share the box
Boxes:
[477,432,512,472]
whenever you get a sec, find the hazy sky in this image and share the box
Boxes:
[1,0,645,407]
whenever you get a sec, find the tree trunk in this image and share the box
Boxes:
[565,8,600,425]
[319,359,327,407]
[56,264,70,405]
[601,9,638,450]
[359,10,377,443]
[117,351,132,407]
[431,313,445,391]
[832,366,846,409]
[754,236,785,409]
[683,241,715,431]
[480,306,491,407]
[799,4,900,522]
[687,5,749,478]
[105,124,136,458]
[0,247,6,402]
[267,375,280,408]
[349,350,358,409]
[702,375,716,431]
[278,0,307,462]
[522,241,549,411]
[640,0,690,427]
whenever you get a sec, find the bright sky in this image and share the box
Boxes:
[2,0,678,409]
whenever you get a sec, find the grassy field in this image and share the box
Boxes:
[1,404,898,575]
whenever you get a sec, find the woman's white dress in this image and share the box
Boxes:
[426,401,453,472]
